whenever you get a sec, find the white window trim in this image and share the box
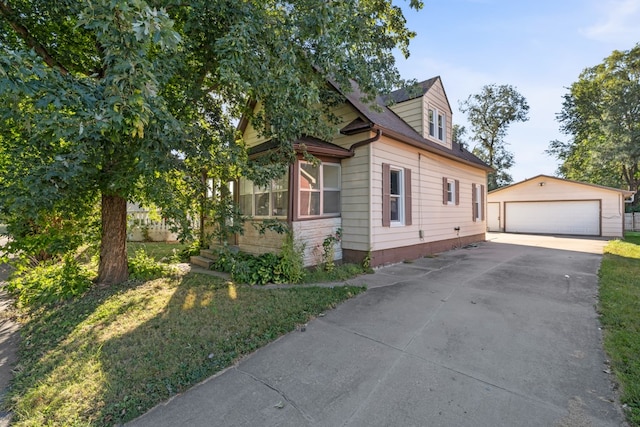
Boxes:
[446,178,456,205]
[390,167,405,226]
[428,107,446,143]
[474,185,482,220]
[239,175,289,219]
[298,161,341,218]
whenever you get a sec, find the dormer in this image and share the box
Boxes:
[385,76,453,150]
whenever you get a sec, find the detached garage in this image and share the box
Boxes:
[487,175,635,238]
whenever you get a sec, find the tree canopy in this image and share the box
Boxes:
[459,84,529,190]
[0,0,423,283]
[547,44,640,208]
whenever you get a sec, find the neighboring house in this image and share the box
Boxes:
[487,175,635,237]
[221,77,492,267]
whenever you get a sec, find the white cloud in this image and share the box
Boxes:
[581,0,640,44]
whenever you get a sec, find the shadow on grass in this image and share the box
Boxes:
[6,271,363,426]
[599,241,640,426]
[96,276,362,425]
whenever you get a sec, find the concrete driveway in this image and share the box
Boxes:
[130,233,625,427]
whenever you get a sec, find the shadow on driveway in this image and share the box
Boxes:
[129,234,625,427]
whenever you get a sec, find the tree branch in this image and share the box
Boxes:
[0,1,69,75]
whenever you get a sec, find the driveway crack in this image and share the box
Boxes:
[235,368,314,423]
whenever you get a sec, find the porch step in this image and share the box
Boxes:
[190,255,214,269]
[199,249,217,260]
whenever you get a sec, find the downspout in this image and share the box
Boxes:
[349,128,382,153]
[348,128,382,266]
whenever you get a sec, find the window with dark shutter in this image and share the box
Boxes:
[382,163,390,227]
[404,169,412,226]
[480,184,485,220]
[455,179,460,205]
[383,164,410,226]
[472,183,477,221]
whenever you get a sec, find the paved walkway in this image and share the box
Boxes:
[129,233,625,426]
[0,236,17,427]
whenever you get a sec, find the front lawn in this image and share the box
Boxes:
[127,241,189,263]
[6,270,364,426]
[599,233,640,425]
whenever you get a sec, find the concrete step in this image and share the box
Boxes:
[200,249,217,260]
[190,255,214,269]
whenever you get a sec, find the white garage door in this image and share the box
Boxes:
[505,200,600,236]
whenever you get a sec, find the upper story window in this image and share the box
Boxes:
[428,108,446,143]
[298,161,341,217]
[239,173,289,218]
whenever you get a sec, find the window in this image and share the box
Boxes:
[238,172,289,218]
[438,113,444,140]
[442,177,459,206]
[428,108,446,142]
[383,163,412,226]
[472,183,485,221]
[298,161,341,217]
[390,169,403,222]
[428,109,435,137]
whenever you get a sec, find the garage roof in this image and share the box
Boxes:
[489,174,636,198]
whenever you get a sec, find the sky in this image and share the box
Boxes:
[394,0,640,182]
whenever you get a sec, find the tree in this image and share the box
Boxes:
[452,123,467,147]
[0,0,423,284]
[547,44,640,208]
[459,84,530,190]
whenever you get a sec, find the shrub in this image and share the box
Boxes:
[7,254,93,308]
[276,231,305,284]
[211,244,305,286]
[178,240,202,261]
[128,249,172,281]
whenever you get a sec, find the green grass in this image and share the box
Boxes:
[301,263,374,284]
[127,242,188,263]
[6,272,364,426]
[599,233,640,425]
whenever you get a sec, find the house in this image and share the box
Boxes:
[487,175,635,237]
[220,77,492,267]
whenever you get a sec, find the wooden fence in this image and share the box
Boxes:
[624,212,640,232]
[127,209,199,242]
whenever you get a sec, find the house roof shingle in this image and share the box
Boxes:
[382,76,439,104]
[248,135,354,159]
[332,80,492,171]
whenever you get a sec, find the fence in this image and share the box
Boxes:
[624,212,640,232]
[127,209,200,242]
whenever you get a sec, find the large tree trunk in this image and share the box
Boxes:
[97,193,129,284]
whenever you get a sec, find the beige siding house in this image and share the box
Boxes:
[487,175,635,238]
[226,77,492,267]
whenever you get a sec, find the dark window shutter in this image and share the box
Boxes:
[442,177,448,205]
[472,183,477,222]
[405,168,412,226]
[382,163,390,227]
[480,185,485,220]
[455,180,460,205]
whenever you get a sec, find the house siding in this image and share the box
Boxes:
[370,137,486,263]
[292,217,343,266]
[232,79,490,268]
[388,97,423,136]
[242,103,269,148]
[423,80,453,149]
[233,221,286,255]
[488,177,626,237]
[341,142,371,252]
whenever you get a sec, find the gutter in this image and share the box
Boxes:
[349,128,383,152]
